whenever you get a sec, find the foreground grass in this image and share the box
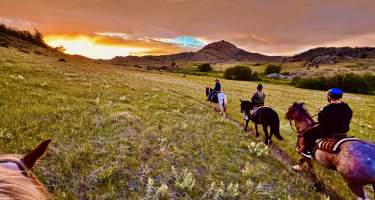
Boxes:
[0,47,326,199]
[138,70,375,199]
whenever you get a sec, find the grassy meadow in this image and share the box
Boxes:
[0,46,374,199]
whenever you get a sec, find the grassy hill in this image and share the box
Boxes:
[0,38,374,199]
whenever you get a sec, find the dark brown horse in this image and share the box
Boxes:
[286,102,375,199]
[240,100,283,145]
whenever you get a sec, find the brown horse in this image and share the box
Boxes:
[0,140,51,200]
[285,102,375,199]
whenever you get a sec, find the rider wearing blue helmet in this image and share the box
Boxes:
[297,88,353,158]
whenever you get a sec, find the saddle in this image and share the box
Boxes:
[314,136,360,153]
[244,106,265,121]
[250,106,265,115]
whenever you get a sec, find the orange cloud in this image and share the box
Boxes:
[44,34,193,59]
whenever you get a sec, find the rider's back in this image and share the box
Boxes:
[251,91,265,106]
[318,102,352,134]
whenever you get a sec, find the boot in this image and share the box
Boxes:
[296,138,312,159]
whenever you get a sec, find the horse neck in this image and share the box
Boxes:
[294,112,313,133]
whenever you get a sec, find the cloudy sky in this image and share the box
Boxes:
[1,0,375,59]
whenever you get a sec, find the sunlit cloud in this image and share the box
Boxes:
[95,32,128,39]
[44,34,198,59]
[156,36,207,47]
[44,35,148,59]
[0,16,35,30]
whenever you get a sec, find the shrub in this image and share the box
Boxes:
[223,66,258,81]
[0,41,9,48]
[34,50,43,55]
[293,73,375,94]
[197,63,212,72]
[18,49,30,53]
[251,71,260,81]
[0,24,48,48]
[58,58,67,62]
[264,64,281,75]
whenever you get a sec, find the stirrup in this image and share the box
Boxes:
[300,151,312,159]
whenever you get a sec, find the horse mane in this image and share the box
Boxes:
[295,103,314,123]
[0,156,50,200]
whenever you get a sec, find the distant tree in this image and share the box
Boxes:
[197,63,213,72]
[0,24,49,48]
[264,64,281,75]
[224,66,258,81]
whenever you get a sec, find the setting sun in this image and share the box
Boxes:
[44,35,149,59]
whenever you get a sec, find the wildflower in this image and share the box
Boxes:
[119,95,127,101]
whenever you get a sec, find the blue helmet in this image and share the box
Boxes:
[327,88,343,99]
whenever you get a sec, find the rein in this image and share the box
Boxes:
[289,120,312,136]
[289,112,318,136]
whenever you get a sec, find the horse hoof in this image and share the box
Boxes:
[313,183,322,192]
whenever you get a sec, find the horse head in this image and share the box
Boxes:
[240,100,253,113]
[285,102,307,120]
[0,139,51,200]
[205,87,212,97]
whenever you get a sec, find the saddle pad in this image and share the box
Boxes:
[316,137,360,153]
[250,106,267,115]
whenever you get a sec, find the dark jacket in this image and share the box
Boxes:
[318,102,352,134]
[214,82,221,92]
[251,91,265,106]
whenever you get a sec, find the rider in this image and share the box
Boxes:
[208,79,221,101]
[294,88,353,167]
[251,84,265,107]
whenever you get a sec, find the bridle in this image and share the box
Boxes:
[288,109,318,136]
[0,156,32,177]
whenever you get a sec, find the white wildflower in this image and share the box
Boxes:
[119,95,127,101]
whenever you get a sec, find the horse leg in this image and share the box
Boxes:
[262,124,270,145]
[347,182,365,199]
[255,123,259,137]
[244,120,249,132]
[306,160,322,192]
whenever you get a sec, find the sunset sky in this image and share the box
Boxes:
[1,0,375,59]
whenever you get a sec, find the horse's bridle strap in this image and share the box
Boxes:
[0,158,31,177]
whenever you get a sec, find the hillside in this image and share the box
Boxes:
[110,40,283,66]
[1,33,375,199]
[290,47,375,62]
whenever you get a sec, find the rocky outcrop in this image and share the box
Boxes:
[305,55,339,67]
[291,47,375,62]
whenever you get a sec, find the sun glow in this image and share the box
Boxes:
[44,35,148,59]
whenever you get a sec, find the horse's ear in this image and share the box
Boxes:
[22,139,51,169]
[293,102,297,106]
[240,99,242,102]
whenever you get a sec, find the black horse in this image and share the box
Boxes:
[205,87,218,103]
[240,100,283,144]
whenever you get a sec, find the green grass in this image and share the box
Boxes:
[0,46,374,199]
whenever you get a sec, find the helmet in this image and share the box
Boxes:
[327,88,343,99]
[257,84,263,90]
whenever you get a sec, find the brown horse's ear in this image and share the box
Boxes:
[240,99,242,102]
[22,139,51,169]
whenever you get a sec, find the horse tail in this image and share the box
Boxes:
[271,114,283,140]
